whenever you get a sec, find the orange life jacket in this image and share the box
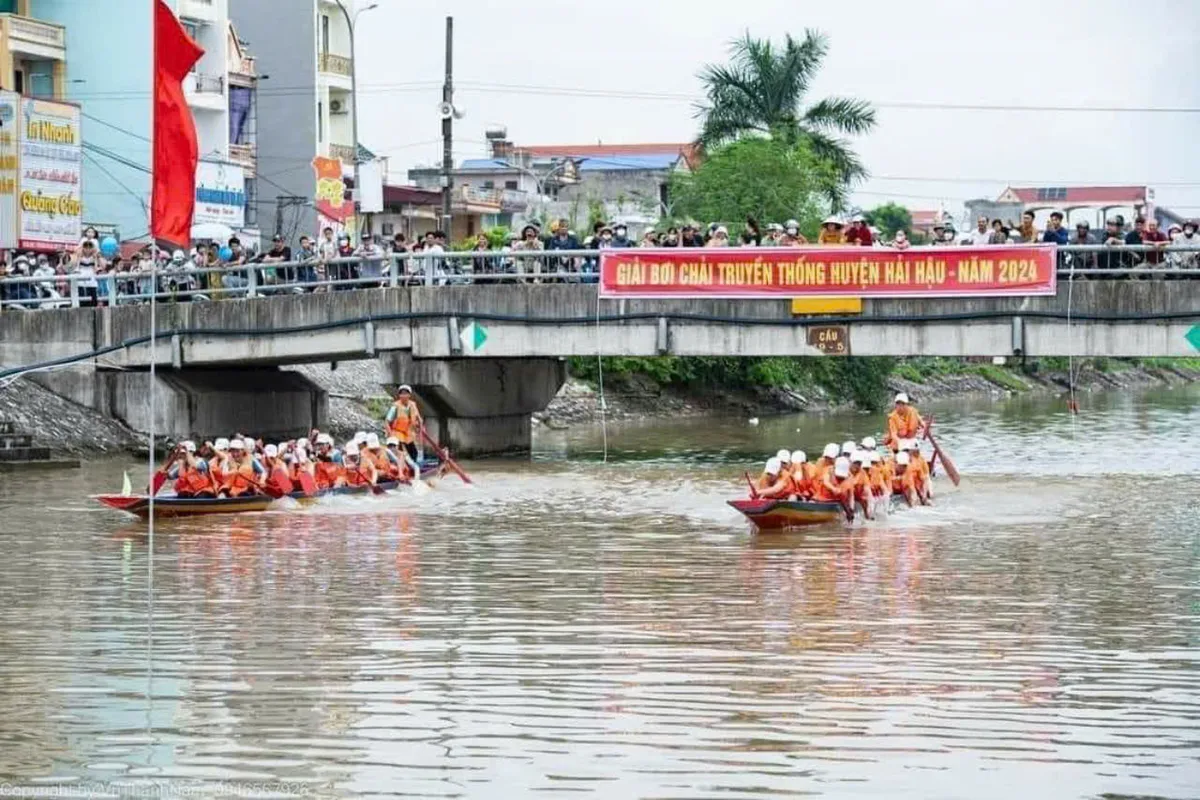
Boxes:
[812,473,852,503]
[388,399,420,444]
[222,460,261,497]
[887,406,923,445]
[174,462,213,497]
[315,460,341,490]
[344,463,372,487]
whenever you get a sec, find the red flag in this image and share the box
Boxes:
[151,0,203,245]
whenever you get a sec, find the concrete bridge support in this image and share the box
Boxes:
[32,368,327,443]
[378,354,566,456]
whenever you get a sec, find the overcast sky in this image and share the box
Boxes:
[353,0,1200,220]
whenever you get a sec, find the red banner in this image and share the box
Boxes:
[599,246,1057,298]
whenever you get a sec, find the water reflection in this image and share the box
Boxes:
[0,386,1196,797]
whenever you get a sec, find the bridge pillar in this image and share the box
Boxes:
[33,368,327,442]
[378,353,566,456]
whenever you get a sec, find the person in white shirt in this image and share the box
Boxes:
[965,216,992,246]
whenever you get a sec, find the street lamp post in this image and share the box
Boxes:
[499,159,575,226]
[333,0,377,243]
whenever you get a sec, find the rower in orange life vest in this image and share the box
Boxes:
[312,433,343,489]
[866,450,891,500]
[902,439,933,504]
[169,441,217,498]
[207,437,232,487]
[261,443,294,496]
[811,456,856,520]
[754,450,791,495]
[788,450,812,499]
[885,392,925,451]
[848,452,875,520]
[362,433,401,481]
[340,443,378,487]
[813,443,841,483]
[891,451,921,507]
[219,438,267,497]
[755,457,792,500]
[385,384,424,463]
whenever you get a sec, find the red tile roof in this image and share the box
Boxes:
[384,184,441,206]
[1002,186,1147,206]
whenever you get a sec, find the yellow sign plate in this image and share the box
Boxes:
[790,297,863,315]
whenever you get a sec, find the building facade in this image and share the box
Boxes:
[33,0,259,246]
[231,0,377,244]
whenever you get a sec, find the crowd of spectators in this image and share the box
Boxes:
[3,213,1198,308]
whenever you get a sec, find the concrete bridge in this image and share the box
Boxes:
[2,281,1197,454]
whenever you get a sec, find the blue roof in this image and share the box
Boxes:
[457,154,681,172]
[459,158,513,170]
[577,154,680,171]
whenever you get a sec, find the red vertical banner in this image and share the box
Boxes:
[151,0,204,245]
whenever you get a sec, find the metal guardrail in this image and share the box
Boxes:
[1,246,1200,311]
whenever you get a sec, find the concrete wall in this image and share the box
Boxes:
[229,0,317,244]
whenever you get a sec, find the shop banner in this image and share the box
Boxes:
[599,246,1057,298]
[0,91,17,249]
[18,97,82,250]
[195,160,246,228]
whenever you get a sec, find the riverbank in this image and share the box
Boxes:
[535,358,1200,429]
[2,358,1197,454]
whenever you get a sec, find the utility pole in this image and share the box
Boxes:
[440,16,454,234]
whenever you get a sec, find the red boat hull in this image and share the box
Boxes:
[727,498,847,530]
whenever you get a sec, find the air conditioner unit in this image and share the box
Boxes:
[329,99,348,115]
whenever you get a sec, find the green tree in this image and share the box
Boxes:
[696,30,876,209]
[863,202,912,239]
[668,137,834,236]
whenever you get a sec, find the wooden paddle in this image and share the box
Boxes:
[147,449,178,496]
[297,469,318,496]
[420,427,473,485]
[744,471,760,500]
[923,416,961,486]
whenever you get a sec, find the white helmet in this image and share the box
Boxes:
[852,452,869,464]
[860,436,876,450]
[316,433,334,446]
[181,440,196,453]
[365,433,381,449]
[171,249,186,263]
[354,431,368,445]
[833,457,850,478]
[785,218,799,230]
[297,437,310,450]
[386,436,400,446]
[841,441,856,456]
[344,443,359,456]
[894,392,910,404]
[896,452,911,466]
[776,449,791,464]
[296,448,310,464]
[765,457,782,475]
[870,451,882,463]
[229,438,245,451]
[263,444,278,458]
[790,450,806,465]
[822,443,841,460]
[214,437,230,452]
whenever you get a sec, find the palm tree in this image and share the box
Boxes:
[697,30,875,209]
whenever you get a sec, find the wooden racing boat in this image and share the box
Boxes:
[727,498,848,530]
[95,494,276,519]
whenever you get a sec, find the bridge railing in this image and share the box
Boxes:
[2,246,1200,310]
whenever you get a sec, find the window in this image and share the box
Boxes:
[321,15,330,53]
[182,21,200,41]
[12,70,22,95]
[504,180,518,190]
[481,180,494,190]
[381,222,395,236]
[244,178,258,226]
[317,101,324,142]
